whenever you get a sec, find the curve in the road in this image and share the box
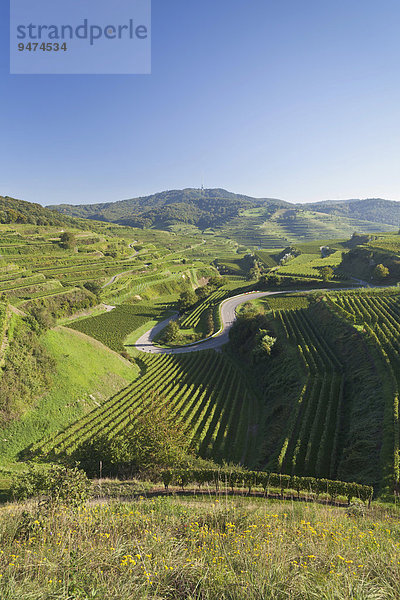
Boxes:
[134,290,294,354]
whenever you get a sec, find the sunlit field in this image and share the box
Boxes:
[0,495,399,600]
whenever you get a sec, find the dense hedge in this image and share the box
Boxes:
[161,468,373,504]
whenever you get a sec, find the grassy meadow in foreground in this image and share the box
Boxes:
[0,495,399,600]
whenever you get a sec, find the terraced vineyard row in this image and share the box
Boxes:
[254,250,279,268]
[180,289,227,329]
[0,302,11,368]
[1,279,63,299]
[0,302,8,349]
[220,221,287,249]
[367,235,400,253]
[0,274,45,291]
[276,252,343,279]
[263,294,310,312]
[30,352,258,465]
[0,227,156,306]
[275,308,344,479]
[0,254,140,303]
[328,291,400,488]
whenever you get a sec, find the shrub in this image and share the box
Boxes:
[74,399,191,478]
[59,232,76,249]
[12,463,91,508]
[346,499,366,518]
[83,280,102,297]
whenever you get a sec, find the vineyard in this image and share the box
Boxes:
[0,302,8,364]
[27,286,400,496]
[2,216,400,502]
[326,289,400,492]
[275,251,343,279]
[271,307,344,480]
[180,288,227,331]
[0,228,142,310]
[220,208,396,249]
[366,234,400,254]
[254,250,278,268]
[68,303,174,352]
[0,224,218,315]
[242,294,397,494]
[31,351,260,465]
[261,294,310,311]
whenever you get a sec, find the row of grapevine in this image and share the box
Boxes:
[180,289,227,329]
[161,468,373,503]
[31,351,256,465]
[0,274,45,292]
[0,302,9,365]
[327,291,400,490]
[274,308,344,480]
[264,295,310,311]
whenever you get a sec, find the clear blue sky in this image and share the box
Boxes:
[1,0,400,205]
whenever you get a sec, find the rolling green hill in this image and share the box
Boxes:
[0,195,84,228]
[48,189,399,247]
[49,188,287,230]
[220,207,397,248]
[0,325,139,464]
[304,197,400,226]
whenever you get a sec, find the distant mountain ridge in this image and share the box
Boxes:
[302,198,400,226]
[48,188,400,231]
[3,189,399,248]
[49,188,287,229]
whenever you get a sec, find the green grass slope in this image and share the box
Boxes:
[0,326,138,463]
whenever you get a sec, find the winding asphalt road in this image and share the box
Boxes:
[132,274,383,355]
[134,290,292,354]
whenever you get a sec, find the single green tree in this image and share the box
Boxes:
[373,263,389,280]
[178,289,197,311]
[75,398,190,477]
[195,285,209,301]
[207,275,225,289]
[163,320,180,343]
[109,399,189,471]
[320,266,334,282]
[59,231,76,249]
[239,301,261,320]
[253,329,277,358]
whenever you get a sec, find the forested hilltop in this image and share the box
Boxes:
[304,197,400,227]
[50,188,287,229]
[0,196,84,228]
[48,188,400,247]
